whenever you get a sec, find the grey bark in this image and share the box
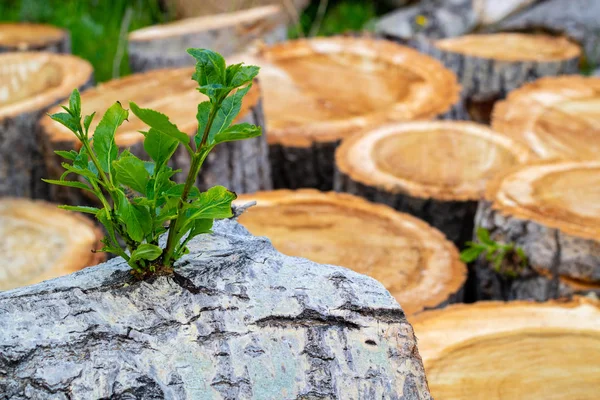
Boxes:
[473,201,600,301]
[0,218,432,400]
[334,170,477,247]
[0,33,71,54]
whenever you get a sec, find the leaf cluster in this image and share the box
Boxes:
[46,49,261,275]
[460,228,528,278]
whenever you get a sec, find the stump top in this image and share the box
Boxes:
[435,33,581,62]
[411,297,600,400]
[0,198,103,291]
[234,37,460,147]
[41,67,260,146]
[336,121,531,201]
[0,52,92,120]
[129,5,283,42]
[0,23,67,50]
[493,75,600,160]
[487,161,600,241]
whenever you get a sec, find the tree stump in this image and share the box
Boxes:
[411,297,600,400]
[0,218,433,399]
[235,189,467,315]
[334,120,531,246]
[40,67,272,205]
[0,52,93,199]
[474,161,600,301]
[233,37,460,191]
[164,0,309,19]
[0,198,104,291]
[416,33,581,122]
[128,5,287,73]
[0,23,70,53]
[493,75,600,161]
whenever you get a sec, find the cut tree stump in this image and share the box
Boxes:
[128,5,287,73]
[40,67,271,205]
[416,33,581,122]
[493,75,600,161]
[411,297,600,400]
[0,198,104,291]
[233,37,460,191]
[0,23,70,53]
[474,161,600,301]
[164,0,309,19]
[0,52,93,199]
[334,121,531,246]
[0,218,433,399]
[235,189,467,315]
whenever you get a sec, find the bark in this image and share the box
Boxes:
[0,218,432,400]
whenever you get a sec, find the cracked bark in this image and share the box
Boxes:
[0,219,431,400]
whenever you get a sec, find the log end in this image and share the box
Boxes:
[0,23,69,53]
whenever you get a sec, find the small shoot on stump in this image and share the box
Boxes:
[44,49,261,278]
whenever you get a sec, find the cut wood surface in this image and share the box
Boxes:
[493,75,600,160]
[335,121,531,245]
[0,198,104,291]
[411,297,600,400]
[417,33,581,122]
[235,190,467,315]
[0,52,93,199]
[165,0,309,19]
[232,37,460,190]
[128,6,287,73]
[0,23,70,53]
[0,218,432,399]
[474,161,600,300]
[41,67,271,205]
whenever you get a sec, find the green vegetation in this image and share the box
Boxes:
[45,49,261,276]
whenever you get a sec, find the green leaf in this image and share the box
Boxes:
[113,153,150,194]
[49,112,80,134]
[42,179,93,193]
[184,185,237,224]
[130,102,189,144]
[69,89,81,117]
[214,123,261,145]
[115,191,150,243]
[460,247,484,263]
[54,150,78,160]
[226,64,259,87]
[164,184,200,199]
[476,227,495,246]
[189,218,213,236]
[93,102,128,173]
[58,205,100,215]
[187,48,226,87]
[83,112,96,133]
[97,209,119,247]
[129,244,162,264]
[143,128,179,167]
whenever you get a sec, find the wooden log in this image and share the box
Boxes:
[0,52,93,199]
[128,5,287,73]
[0,198,104,291]
[40,67,271,205]
[492,75,600,161]
[415,33,581,123]
[411,297,600,400]
[235,189,467,315]
[334,120,531,246]
[234,37,460,191]
[0,23,70,53]
[164,0,309,19]
[0,218,433,399]
[473,161,600,301]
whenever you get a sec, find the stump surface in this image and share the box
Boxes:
[236,190,466,315]
[0,23,70,53]
[0,219,432,400]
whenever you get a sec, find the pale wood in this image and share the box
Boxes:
[40,67,271,205]
[165,0,309,19]
[0,23,70,53]
[0,198,104,291]
[235,189,467,315]
[232,36,460,190]
[0,52,93,198]
[334,120,531,245]
[493,75,600,161]
[411,297,600,400]
[128,6,287,73]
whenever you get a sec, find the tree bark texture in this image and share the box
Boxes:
[0,218,432,400]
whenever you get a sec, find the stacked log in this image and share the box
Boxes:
[475,161,600,301]
[40,67,271,205]
[412,297,600,400]
[0,52,93,198]
[233,37,460,190]
[235,190,467,315]
[493,75,600,160]
[128,5,287,73]
[0,23,70,53]
[0,198,104,291]
[334,120,531,246]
